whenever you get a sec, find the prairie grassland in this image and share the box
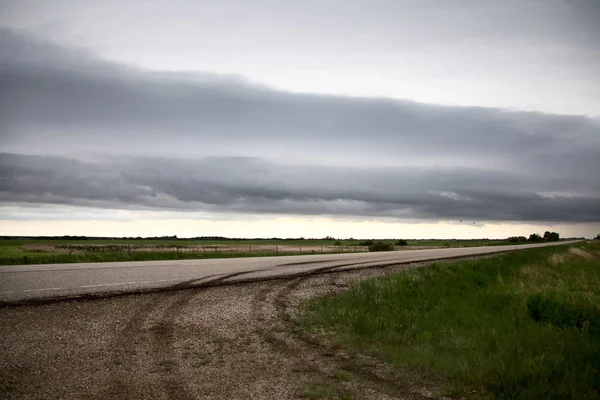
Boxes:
[0,237,521,265]
[0,242,357,265]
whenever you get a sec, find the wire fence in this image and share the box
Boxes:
[48,244,371,255]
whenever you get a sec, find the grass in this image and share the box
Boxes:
[0,238,335,247]
[0,238,522,248]
[0,238,345,265]
[0,237,531,266]
[332,370,353,382]
[298,379,354,399]
[302,241,600,399]
[0,248,317,265]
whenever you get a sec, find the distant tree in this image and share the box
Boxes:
[543,231,560,241]
[528,233,542,242]
[396,239,408,246]
[368,241,395,252]
[324,236,336,241]
[508,236,527,243]
[595,233,600,240]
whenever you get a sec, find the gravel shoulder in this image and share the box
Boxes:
[1,259,478,399]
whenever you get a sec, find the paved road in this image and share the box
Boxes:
[0,241,576,304]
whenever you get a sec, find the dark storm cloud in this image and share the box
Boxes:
[1,153,599,223]
[2,29,600,172]
[1,29,599,223]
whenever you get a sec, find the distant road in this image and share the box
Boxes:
[0,241,577,304]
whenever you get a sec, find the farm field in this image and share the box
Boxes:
[0,237,527,265]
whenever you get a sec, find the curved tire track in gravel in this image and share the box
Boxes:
[1,257,490,399]
[271,273,435,399]
[106,271,256,399]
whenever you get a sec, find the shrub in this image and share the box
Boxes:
[396,239,408,246]
[526,292,600,335]
[368,241,395,252]
[359,240,374,246]
[507,236,527,243]
[333,240,342,246]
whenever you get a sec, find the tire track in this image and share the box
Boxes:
[249,266,359,387]
[251,285,276,326]
[2,257,469,399]
[1,255,444,308]
[149,271,260,399]
[268,267,433,399]
[106,271,257,399]
[105,295,160,399]
[149,290,197,400]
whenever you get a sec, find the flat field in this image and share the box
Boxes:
[0,237,524,265]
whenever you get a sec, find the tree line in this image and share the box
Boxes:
[507,231,560,243]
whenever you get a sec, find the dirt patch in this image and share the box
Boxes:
[0,260,473,399]
[20,243,58,252]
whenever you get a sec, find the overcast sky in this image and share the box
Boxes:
[1,0,599,238]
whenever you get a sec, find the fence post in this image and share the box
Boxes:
[249,245,251,253]
[299,246,302,253]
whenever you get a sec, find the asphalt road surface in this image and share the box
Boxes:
[0,241,575,304]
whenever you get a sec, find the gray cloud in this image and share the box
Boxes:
[3,0,599,117]
[1,29,599,223]
[2,30,600,171]
[1,153,599,223]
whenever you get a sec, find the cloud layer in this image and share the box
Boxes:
[1,153,599,223]
[1,29,599,223]
[3,1,599,115]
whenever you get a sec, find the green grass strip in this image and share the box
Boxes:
[302,242,600,399]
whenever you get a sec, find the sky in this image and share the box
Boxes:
[1,0,599,239]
